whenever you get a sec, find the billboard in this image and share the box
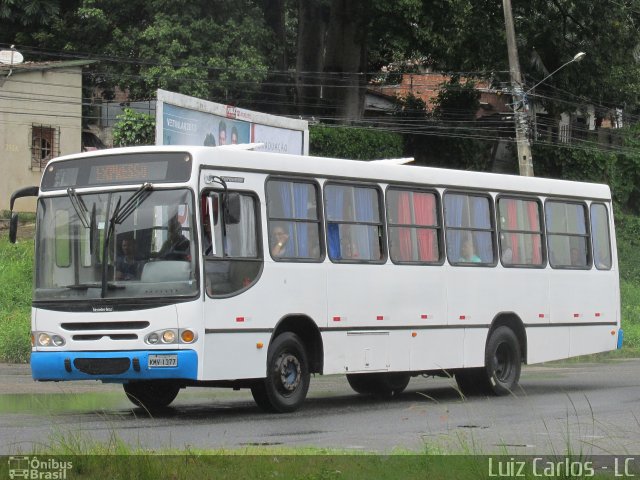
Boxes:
[156,89,308,155]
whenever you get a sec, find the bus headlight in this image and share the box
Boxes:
[144,329,197,345]
[34,332,66,347]
[162,330,176,343]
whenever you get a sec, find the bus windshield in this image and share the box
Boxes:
[34,188,198,302]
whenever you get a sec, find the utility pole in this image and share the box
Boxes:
[502,0,534,177]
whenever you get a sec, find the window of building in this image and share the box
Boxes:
[590,203,612,270]
[386,188,441,264]
[497,197,544,267]
[444,193,495,265]
[31,125,59,170]
[266,179,322,261]
[325,183,384,262]
[545,201,590,268]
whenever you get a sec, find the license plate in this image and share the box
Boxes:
[148,354,178,368]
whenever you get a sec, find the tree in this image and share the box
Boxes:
[112,108,155,147]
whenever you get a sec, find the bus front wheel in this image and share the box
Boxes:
[123,381,180,410]
[455,326,521,396]
[251,332,310,413]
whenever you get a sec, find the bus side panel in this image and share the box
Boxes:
[409,329,465,371]
[569,325,618,357]
[526,326,570,364]
[462,328,488,368]
[202,262,326,381]
[204,332,269,380]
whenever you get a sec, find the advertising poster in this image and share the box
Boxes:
[157,90,308,155]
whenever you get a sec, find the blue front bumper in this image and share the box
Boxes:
[31,350,198,382]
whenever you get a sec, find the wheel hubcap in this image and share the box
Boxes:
[277,353,301,392]
[494,342,512,381]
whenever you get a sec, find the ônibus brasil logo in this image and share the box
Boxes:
[7,456,72,479]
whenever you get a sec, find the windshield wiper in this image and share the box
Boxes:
[67,188,90,228]
[101,183,153,298]
[65,282,124,290]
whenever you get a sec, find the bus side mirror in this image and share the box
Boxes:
[9,212,18,244]
[8,185,39,244]
[224,193,241,225]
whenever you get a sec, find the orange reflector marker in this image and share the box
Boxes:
[30,334,35,347]
[412,332,417,338]
[610,330,615,336]
[180,330,195,343]
[256,342,264,349]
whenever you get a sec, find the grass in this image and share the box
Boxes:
[0,237,33,363]
[0,428,624,479]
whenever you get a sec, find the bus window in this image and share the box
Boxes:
[444,193,495,265]
[266,179,322,261]
[545,201,590,268]
[497,197,544,267]
[203,191,262,297]
[386,188,441,264]
[591,203,612,270]
[324,184,384,262]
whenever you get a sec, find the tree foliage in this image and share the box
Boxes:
[310,125,403,160]
[112,108,156,147]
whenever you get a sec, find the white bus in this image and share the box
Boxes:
[9,146,622,412]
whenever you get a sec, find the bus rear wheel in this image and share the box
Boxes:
[251,332,310,413]
[346,372,410,397]
[455,326,521,396]
[123,381,180,410]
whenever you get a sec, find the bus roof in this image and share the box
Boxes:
[47,145,612,201]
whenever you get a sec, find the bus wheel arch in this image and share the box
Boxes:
[271,315,324,375]
[489,312,527,364]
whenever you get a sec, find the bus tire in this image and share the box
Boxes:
[484,326,521,396]
[456,326,521,396]
[251,332,310,413]
[123,381,180,409]
[346,372,410,397]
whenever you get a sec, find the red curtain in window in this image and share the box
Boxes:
[397,192,412,260]
[527,201,541,264]
[414,193,435,261]
[506,199,519,263]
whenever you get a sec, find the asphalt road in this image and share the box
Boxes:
[1,359,639,455]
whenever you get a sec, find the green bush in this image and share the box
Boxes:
[0,238,33,363]
[112,108,156,147]
[310,124,404,160]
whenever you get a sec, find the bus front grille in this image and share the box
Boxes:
[72,334,138,341]
[73,358,130,375]
[61,321,150,331]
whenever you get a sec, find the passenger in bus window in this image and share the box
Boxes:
[459,237,481,263]
[270,225,290,257]
[159,216,190,260]
[116,237,141,280]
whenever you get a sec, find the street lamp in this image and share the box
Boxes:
[525,52,586,94]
